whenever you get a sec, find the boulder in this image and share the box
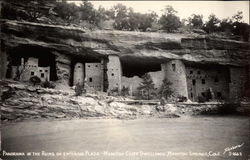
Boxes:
[140,105,152,115]
[164,104,177,113]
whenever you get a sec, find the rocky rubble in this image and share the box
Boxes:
[1,80,248,122]
[0,80,161,121]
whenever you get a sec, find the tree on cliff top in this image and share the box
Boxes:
[231,11,249,41]
[204,14,220,33]
[137,73,156,100]
[188,14,204,29]
[54,1,79,24]
[1,1,50,22]
[158,5,181,32]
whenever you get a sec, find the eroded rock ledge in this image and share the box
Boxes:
[1,19,250,67]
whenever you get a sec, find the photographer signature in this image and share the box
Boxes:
[223,143,244,154]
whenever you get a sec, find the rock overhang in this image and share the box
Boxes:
[1,19,250,67]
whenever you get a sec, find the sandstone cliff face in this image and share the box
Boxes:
[1,19,250,68]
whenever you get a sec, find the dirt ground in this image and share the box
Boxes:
[1,116,249,160]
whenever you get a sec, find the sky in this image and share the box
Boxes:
[69,1,249,23]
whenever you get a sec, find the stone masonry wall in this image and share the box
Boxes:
[186,66,229,101]
[149,70,165,92]
[121,70,164,96]
[161,60,188,98]
[73,62,84,86]
[107,55,122,92]
[85,63,103,91]
[121,76,142,96]
[229,67,244,100]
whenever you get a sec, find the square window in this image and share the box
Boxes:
[89,77,92,82]
[111,73,114,76]
[41,73,44,78]
[202,79,205,84]
[40,70,42,72]
[88,65,90,67]
[31,72,34,76]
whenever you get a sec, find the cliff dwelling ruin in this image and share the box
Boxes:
[0,20,249,102]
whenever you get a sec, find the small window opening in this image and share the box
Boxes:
[89,77,93,82]
[111,73,114,76]
[190,71,193,74]
[78,66,81,68]
[40,70,42,72]
[191,93,193,98]
[45,70,48,72]
[214,77,219,82]
[172,63,176,72]
[192,79,196,85]
[95,65,98,67]
[31,72,34,76]
[202,79,205,84]
[41,73,44,78]
[88,65,90,68]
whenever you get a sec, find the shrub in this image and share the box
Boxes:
[75,82,85,96]
[121,86,129,96]
[137,73,156,100]
[197,96,206,103]
[30,76,41,86]
[177,95,187,102]
[205,89,212,101]
[1,87,15,102]
[159,78,173,100]
[108,87,119,96]
[41,80,56,89]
